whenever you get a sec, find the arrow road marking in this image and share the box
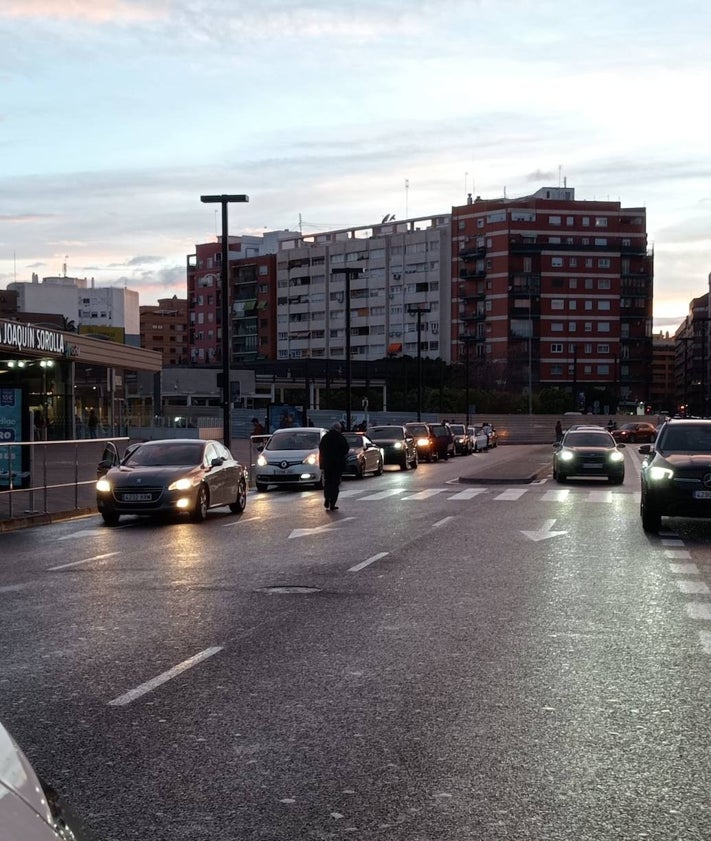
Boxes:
[521,519,568,542]
[289,517,355,539]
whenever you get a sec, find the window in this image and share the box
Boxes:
[569,257,577,267]
[597,344,610,353]
[552,257,564,268]
[599,322,610,332]
[594,239,608,247]
[584,343,592,353]
[585,278,593,289]
[598,278,611,290]
[595,217,608,227]
[585,301,593,311]
[584,365,592,374]
[566,216,574,226]
[551,364,564,375]
[569,322,577,331]
[582,217,590,226]
[598,300,611,311]
[597,364,610,375]
[549,237,561,244]
[551,299,565,310]
[569,278,578,289]
[584,322,593,332]
[477,218,484,228]
[551,343,563,353]
[551,322,564,332]
[598,258,611,268]
[569,300,577,310]
[549,216,562,225]
[585,258,593,267]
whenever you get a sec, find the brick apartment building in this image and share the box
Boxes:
[139,295,188,366]
[452,186,654,411]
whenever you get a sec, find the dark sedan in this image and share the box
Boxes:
[428,423,455,460]
[553,429,626,484]
[343,432,384,478]
[96,438,248,525]
[612,421,657,444]
[367,425,418,470]
[640,419,711,532]
[404,422,438,462]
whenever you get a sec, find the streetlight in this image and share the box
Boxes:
[331,267,363,431]
[408,305,431,421]
[200,193,249,448]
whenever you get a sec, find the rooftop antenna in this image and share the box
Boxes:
[464,171,468,201]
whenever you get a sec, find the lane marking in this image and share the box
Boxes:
[0,583,29,593]
[494,489,527,501]
[348,552,389,573]
[699,631,711,654]
[448,487,487,500]
[541,489,570,501]
[676,580,711,595]
[432,516,455,528]
[108,646,223,706]
[686,604,711,621]
[661,538,684,547]
[665,549,691,559]
[669,563,699,575]
[48,552,120,571]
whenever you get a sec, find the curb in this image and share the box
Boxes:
[0,508,96,533]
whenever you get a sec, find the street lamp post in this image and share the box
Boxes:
[332,267,363,431]
[200,193,249,448]
[408,305,432,421]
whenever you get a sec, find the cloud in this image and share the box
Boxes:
[0,0,166,22]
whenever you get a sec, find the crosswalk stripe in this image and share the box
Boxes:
[494,489,528,500]
[357,488,407,501]
[402,488,449,500]
[448,487,487,500]
[587,490,613,503]
[541,489,570,501]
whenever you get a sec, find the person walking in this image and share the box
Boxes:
[555,420,563,442]
[251,417,265,436]
[88,408,99,438]
[318,422,349,511]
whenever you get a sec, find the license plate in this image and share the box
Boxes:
[693,490,711,500]
[122,492,152,501]
[583,462,599,469]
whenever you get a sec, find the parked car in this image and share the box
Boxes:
[448,423,472,455]
[343,432,384,478]
[639,418,711,533]
[255,426,327,491]
[553,428,626,484]
[612,421,657,444]
[367,425,418,470]
[0,717,94,840]
[428,423,455,460]
[404,422,439,462]
[96,438,248,525]
[468,425,489,452]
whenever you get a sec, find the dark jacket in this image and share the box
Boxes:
[319,429,349,473]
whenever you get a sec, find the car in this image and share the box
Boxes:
[468,425,489,452]
[404,422,439,462]
[255,426,327,491]
[343,432,384,478]
[639,418,711,533]
[366,425,418,470]
[0,717,93,839]
[612,421,657,444]
[428,423,455,460]
[96,438,248,525]
[448,423,472,455]
[552,428,626,484]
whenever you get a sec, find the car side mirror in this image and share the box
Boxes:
[210,457,224,467]
[638,444,652,455]
[553,443,561,450]
[616,443,626,449]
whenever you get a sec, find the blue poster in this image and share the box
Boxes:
[0,388,23,486]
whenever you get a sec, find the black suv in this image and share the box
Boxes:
[640,418,711,532]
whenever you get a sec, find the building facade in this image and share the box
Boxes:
[451,186,654,411]
[139,295,188,366]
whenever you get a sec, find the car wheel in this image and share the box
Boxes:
[641,494,661,533]
[375,457,384,475]
[256,482,269,492]
[101,510,120,526]
[411,453,418,469]
[608,475,624,485]
[556,471,567,484]
[229,478,247,513]
[400,456,408,470]
[191,485,209,522]
[356,460,365,479]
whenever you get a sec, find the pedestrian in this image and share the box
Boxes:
[555,420,563,442]
[318,421,349,512]
[251,416,265,436]
[88,408,98,438]
[33,409,45,440]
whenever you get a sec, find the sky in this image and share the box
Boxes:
[1,0,710,336]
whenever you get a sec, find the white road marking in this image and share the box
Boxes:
[447,487,487,500]
[289,518,355,539]
[669,563,699,575]
[348,552,389,573]
[48,552,120,571]
[494,489,527,500]
[686,603,711,621]
[676,580,711,595]
[108,646,223,706]
[0,583,29,593]
[432,516,455,528]
[357,489,406,501]
[699,631,711,654]
[587,490,613,503]
[522,519,568,542]
[541,489,570,501]
[402,488,449,500]
[661,538,684,547]
[58,528,112,540]
[664,549,691,559]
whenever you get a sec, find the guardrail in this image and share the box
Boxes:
[0,437,129,522]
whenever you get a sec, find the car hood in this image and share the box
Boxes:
[263,447,318,458]
[369,436,403,445]
[108,465,201,484]
[0,721,54,831]
[659,453,711,468]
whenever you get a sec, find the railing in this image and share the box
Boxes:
[0,437,128,522]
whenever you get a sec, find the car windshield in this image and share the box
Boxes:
[369,426,403,438]
[405,424,428,435]
[125,443,204,467]
[658,425,711,453]
[266,431,321,450]
[343,433,364,447]
[449,425,465,434]
[564,432,615,448]
[430,425,447,435]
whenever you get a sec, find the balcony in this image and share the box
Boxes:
[459,267,486,280]
[459,243,487,260]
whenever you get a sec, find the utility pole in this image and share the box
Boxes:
[408,305,432,421]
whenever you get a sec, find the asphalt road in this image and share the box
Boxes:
[2,446,711,840]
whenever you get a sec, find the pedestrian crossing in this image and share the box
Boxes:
[253,484,640,505]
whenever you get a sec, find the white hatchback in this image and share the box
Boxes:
[255,427,327,491]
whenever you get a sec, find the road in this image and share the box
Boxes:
[2,446,711,840]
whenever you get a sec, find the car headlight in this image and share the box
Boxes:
[609,451,624,462]
[96,478,111,493]
[257,454,267,466]
[417,438,429,447]
[393,442,403,449]
[168,477,194,491]
[648,465,674,481]
[303,453,318,465]
[560,450,574,461]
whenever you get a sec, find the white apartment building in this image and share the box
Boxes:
[275,215,452,363]
[8,276,140,344]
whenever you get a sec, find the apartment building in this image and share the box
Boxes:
[451,186,654,410]
[139,295,188,366]
[674,292,711,416]
[275,215,452,363]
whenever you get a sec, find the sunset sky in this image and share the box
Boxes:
[1,0,710,334]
